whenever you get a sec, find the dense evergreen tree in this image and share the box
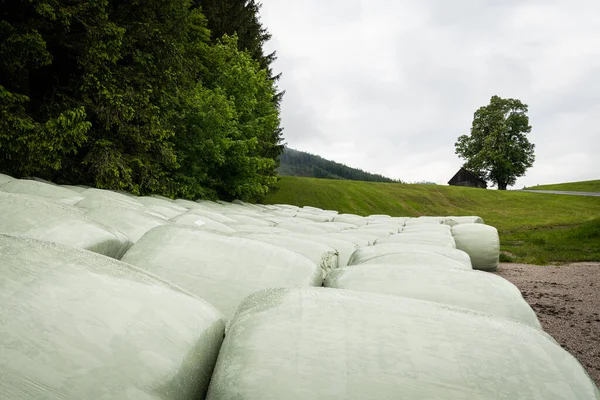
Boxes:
[0,0,283,201]
[279,148,402,183]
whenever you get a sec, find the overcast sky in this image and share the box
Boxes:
[260,1,600,188]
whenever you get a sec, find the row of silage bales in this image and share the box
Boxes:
[1,173,597,398]
[206,287,600,400]
[0,234,226,399]
[203,209,599,398]
[0,191,132,258]
[120,225,323,319]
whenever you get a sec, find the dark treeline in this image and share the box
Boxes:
[278,148,402,183]
[0,0,282,201]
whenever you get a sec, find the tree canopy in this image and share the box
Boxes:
[0,0,283,202]
[455,96,535,190]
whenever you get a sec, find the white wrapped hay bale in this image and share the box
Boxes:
[358,224,402,234]
[275,222,330,235]
[0,192,131,258]
[234,232,339,274]
[207,288,599,400]
[282,233,358,268]
[348,243,472,268]
[76,188,143,210]
[230,225,290,234]
[185,208,238,224]
[170,213,237,234]
[445,215,485,225]
[327,231,379,247]
[295,211,334,223]
[332,213,369,226]
[121,226,322,318]
[0,172,14,185]
[375,231,456,248]
[1,179,84,205]
[0,234,225,400]
[351,251,472,270]
[401,223,452,234]
[83,207,167,242]
[325,264,540,328]
[452,223,500,271]
[136,196,188,219]
[222,213,274,227]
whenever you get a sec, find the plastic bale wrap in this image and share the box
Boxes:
[332,213,369,226]
[325,264,540,328]
[445,216,485,225]
[281,233,358,268]
[0,192,131,258]
[121,226,322,319]
[136,196,188,219]
[83,207,167,243]
[319,221,360,231]
[59,184,89,193]
[76,188,143,210]
[275,222,330,235]
[234,232,339,275]
[294,211,334,223]
[331,231,381,246]
[348,243,472,268]
[0,234,226,400]
[170,213,237,234]
[206,287,600,400]
[230,225,291,234]
[354,226,395,238]
[375,232,456,248]
[358,224,402,234]
[452,223,500,271]
[0,172,14,185]
[1,179,84,205]
[352,251,472,270]
[223,214,274,227]
[401,223,452,234]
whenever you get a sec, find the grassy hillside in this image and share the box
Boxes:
[524,180,600,192]
[263,177,600,264]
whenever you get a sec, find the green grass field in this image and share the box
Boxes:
[263,177,600,264]
[524,179,600,192]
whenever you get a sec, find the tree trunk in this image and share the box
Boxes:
[498,182,507,190]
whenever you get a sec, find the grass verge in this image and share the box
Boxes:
[524,179,600,192]
[263,177,600,264]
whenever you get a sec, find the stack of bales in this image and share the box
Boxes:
[0,174,597,399]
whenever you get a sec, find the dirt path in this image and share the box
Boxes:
[494,262,600,386]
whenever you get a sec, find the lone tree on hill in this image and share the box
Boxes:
[455,95,535,190]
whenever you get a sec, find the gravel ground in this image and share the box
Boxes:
[495,262,600,386]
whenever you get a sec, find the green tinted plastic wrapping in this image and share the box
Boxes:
[452,223,500,271]
[121,225,322,319]
[136,196,188,219]
[75,188,144,210]
[375,231,457,248]
[207,287,600,400]
[0,172,14,185]
[1,179,84,205]
[0,192,132,258]
[234,232,339,274]
[332,213,369,226]
[83,207,167,242]
[348,243,472,268]
[325,264,540,328]
[171,213,238,234]
[0,234,225,399]
[278,233,358,267]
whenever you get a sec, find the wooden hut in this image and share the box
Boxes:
[448,168,487,189]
